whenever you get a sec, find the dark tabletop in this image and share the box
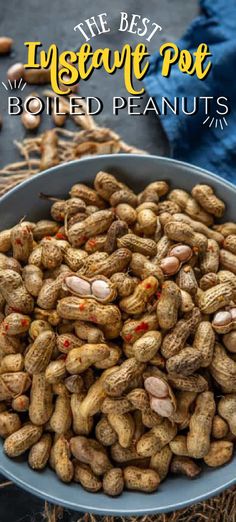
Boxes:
[0,1,198,520]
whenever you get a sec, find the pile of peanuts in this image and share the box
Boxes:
[1,171,236,497]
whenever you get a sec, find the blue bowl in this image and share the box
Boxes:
[0,154,235,515]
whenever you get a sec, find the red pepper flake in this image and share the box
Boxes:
[135,321,149,333]
[88,239,97,247]
[15,238,23,245]
[63,339,70,348]
[21,319,28,327]
[124,334,132,343]
[156,291,162,300]
[79,303,85,311]
[4,323,9,331]
[56,233,66,240]
[145,283,152,289]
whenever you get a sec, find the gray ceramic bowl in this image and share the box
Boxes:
[0,155,235,515]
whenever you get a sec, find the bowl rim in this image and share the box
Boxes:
[1,153,236,203]
[0,458,235,515]
[0,153,236,515]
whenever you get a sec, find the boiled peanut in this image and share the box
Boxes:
[210,343,236,392]
[120,276,158,315]
[150,446,172,481]
[0,372,31,400]
[70,183,106,208]
[79,367,118,417]
[11,395,29,412]
[223,331,236,353]
[66,344,110,374]
[156,281,181,330]
[192,184,225,218]
[22,265,43,296]
[176,265,198,296]
[10,222,34,262]
[0,411,21,438]
[50,391,72,434]
[0,353,24,373]
[164,221,207,252]
[68,210,114,247]
[29,373,53,425]
[161,307,201,358]
[170,456,201,478]
[107,412,135,448]
[187,391,215,458]
[103,358,145,397]
[203,440,233,467]
[70,436,112,475]
[25,331,56,374]
[52,436,74,482]
[124,466,160,492]
[212,415,229,439]
[103,468,124,496]
[218,394,236,435]
[33,220,59,240]
[166,347,203,376]
[94,171,129,201]
[168,188,213,225]
[117,234,157,257]
[95,416,117,446]
[136,420,177,457]
[0,270,34,314]
[133,331,162,362]
[104,220,129,254]
[220,249,236,274]
[193,321,215,366]
[169,435,189,457]
[4,423,42,457]
[45,360,67,384]
[28,433,52,470]
[71,392,93,435]
[74,462,102,492]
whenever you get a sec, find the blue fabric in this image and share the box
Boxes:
[144,0,236,183]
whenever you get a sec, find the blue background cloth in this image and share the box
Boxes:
[144,0,236,182]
